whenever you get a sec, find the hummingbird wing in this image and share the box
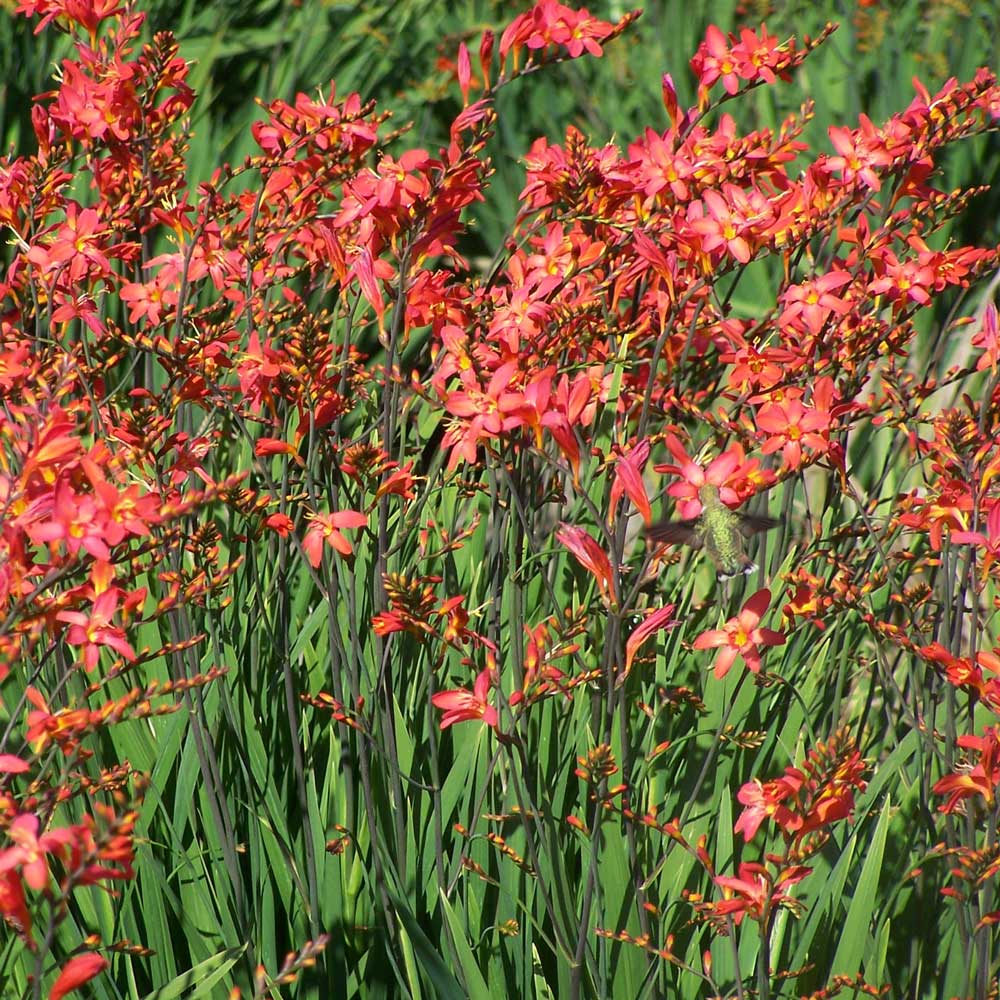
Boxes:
[738,513,780,538]
[646,518,703,549]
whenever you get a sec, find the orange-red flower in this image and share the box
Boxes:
[693,587,785,679]
[499,0,619,63]
[655,435,741,517]
[0,869,31,942]
[688,184,773,265]
[972,301,999,372]
[50,953,110,1000]
[734,733,867,842]
[441,362,526,470]
[56,587,136,671]
[624,605,678,679]
[302,509,367,567]
[754,377,842,470]
[778,269,852,336]
[556,524,615,606]
[691,25,742,96]
[733,773,802,842]
[431,667,499,730]
[826,114,894,191]
[951,500,1000,574]
[933,728,1000,813]
[609,439,652,527]
[691,24,796,100]
[0,813,77,890]
[713,861,811,926]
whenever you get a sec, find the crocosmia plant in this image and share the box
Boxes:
[1,0,1000,997]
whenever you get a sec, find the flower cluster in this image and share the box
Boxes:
[734,731,868,846]
[650,734,867,939]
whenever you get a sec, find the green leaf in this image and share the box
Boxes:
[139,945,246,1000]
[387,887,465,999]
[831,796,891,978]
[439,889,492,1000]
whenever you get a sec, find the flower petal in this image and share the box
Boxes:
[50,954,109,1000]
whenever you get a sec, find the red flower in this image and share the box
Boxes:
[933,728,1000,813]
[18,0,123,39]
[254,437,298,459]
[0,813,77,890]
[302,509,367,567]
[50,953,110,1000]
[689,184,754,264]
[431,667,499,730]
[376,462,417,501]
[264,512,296,537]
[719,334,799,391]
[441,362,526,470]
[623,605,678,679]
[26,478,112,561]
[120,273,172,324]
[19,411,82,487]
[713,861,811,926]
[691,25,742,96]
[499,0,618,63]
[733,773,802,842]
[609,439,652,527]
[972,301,999,373]
[0,869,31,942]
[655,435,740,518]
[826,114,893,191]
[26,202,113,281]
[0,343,30,390]
[951,500,1000,574]
[693,588,785,679]
[755,393,829,469]
[691,24,794,99]
[898,479,973,551]
[236,332,288,414]
[0,755,29,774]
[556,524,615,606]
[735,734,867,842]
[56,586,136,671]
[779,269,853,336]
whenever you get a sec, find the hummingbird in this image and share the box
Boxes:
[646,483,780,580]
